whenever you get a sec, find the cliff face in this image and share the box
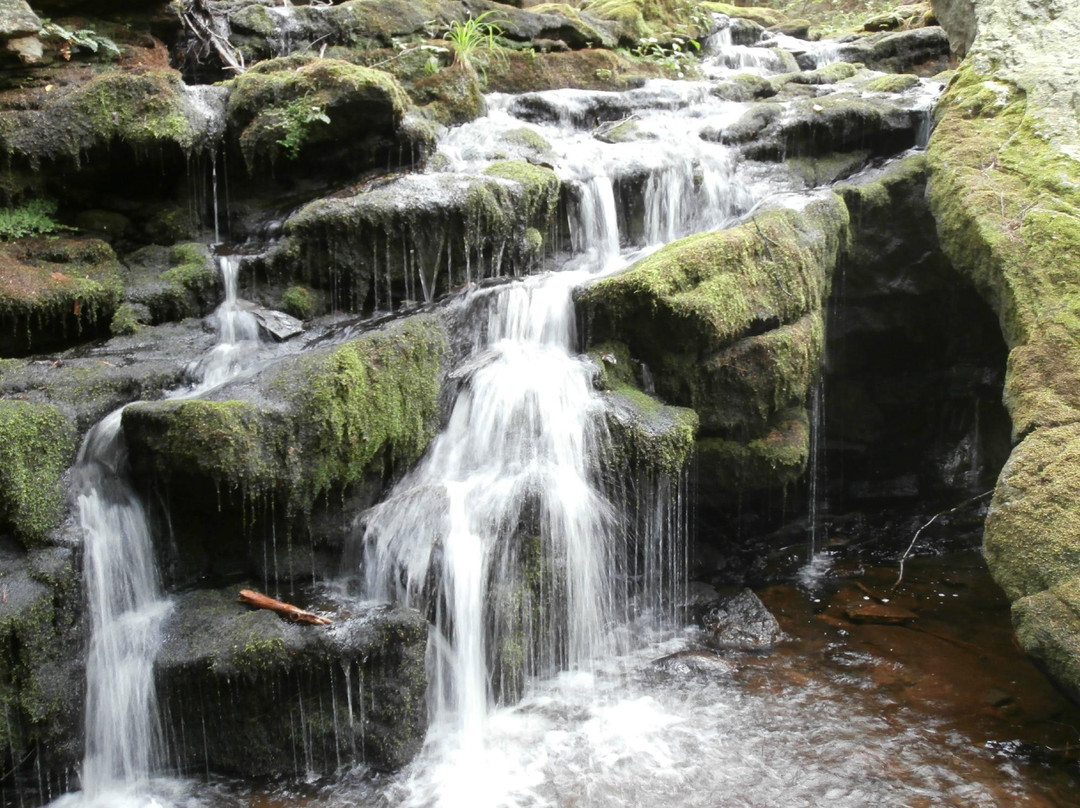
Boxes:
[927,0,1080,697]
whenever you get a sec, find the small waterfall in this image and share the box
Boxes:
[60,253,262,806]
[77,411,171,803]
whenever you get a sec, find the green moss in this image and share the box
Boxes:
[500,127,551,155]
[1013,579,1080,702]
[281,285,316,319]
[580,196,847,353]
[605,382,699,475]
[0,401,75,546]
[866,73,920,92]
[216,636,291,678]
[482,161,561,223]
[779,61,858,87]
[109,302,141,335]
[161,242,217,295]
[926,63,1080,436]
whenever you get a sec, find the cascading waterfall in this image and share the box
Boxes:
[59,255,260,807]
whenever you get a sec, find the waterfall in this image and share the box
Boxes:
[60,255,261,806]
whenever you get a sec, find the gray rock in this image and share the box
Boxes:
[930,0,976,56]
[836,26,952,74]
[0,0,40,39]
[700,588,784,651]
[236,300,304,341]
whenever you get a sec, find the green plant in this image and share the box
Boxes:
[41,21,121,60]
[0,200,64,241]
[634,34,701,78]
[281,285,316,319]
[443,11,504,76]
[274,98,331,160]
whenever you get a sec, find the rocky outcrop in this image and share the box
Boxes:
[156,588,428,775]
[926,0,1080,696]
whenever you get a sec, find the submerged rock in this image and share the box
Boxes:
[156,587,428,775]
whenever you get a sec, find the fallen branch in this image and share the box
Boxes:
[891,490,993,591]
[238,589,332,625]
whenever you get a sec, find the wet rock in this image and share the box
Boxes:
[122,315,448,587]
[701,103,781,145]
[156,586,428,775]
[123,242,220,325]
[930,0,975,56]
[844,601,918,624]
[741,93,923,161]
[0,0,40,39]
[0,321,217,437]
[697,407,810,494]
[0,539,83,790]
[700,588,783,651]
[485,48,663,94]
[235,300,304,341]
[835,26,952,74]
[651,648,735,677]
[268,164,560,314]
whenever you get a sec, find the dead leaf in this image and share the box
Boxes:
[50,271,69,281]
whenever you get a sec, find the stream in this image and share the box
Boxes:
[37,23,1080,808]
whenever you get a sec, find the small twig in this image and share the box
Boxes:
[891,490,993,591]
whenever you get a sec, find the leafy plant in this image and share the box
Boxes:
[634,34,701,79]
[275,99,331,160]
[443,11,504,75]
[41,21,121,61]
[0,200,65,241]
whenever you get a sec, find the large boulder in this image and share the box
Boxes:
[926,0,1080,696]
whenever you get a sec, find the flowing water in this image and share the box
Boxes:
[53,257,263,808]
[32,48,1080,808]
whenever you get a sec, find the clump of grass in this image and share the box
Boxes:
[443,11,504,76]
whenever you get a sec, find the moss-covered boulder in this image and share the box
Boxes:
[580,0,711,45]
[0,237,123,355]
[226,56,420,174]
[122,315,448,585]
[926,0,1080,696]
[578,193,848,497]
[697,407,810,494]
[0,401,75,547]
[266,163,560,314]
[485,47,665,94]
[834,25,952,74]
[156,587,427,775]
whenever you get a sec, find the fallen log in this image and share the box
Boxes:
[237,589,332,625]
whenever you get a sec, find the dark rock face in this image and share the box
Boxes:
[156,588,428,776]
[699,588,783,651]
[836,26,953,74]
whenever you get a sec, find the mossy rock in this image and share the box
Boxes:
[578,0,707,44]
[123,241,219,324]
[0,400,75,547]
[122,315,448,584]
[578,194,847,360]
[485,47,664,94]
[0,541,82,786]
[984,423,1080,602]
[709,72,778,103]
[697,407,810,494]
[0,68,201,167]
[272,167,561,313]
[700,2,788,28]
[226,56,415,172]
[927,63,1080,437]
[1013,579,1080,704]
[865,72,921,92]
[773,61,858,88]
[603,381,699,477]
[0,236,123,355]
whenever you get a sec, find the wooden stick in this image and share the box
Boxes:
[237,589,332,625]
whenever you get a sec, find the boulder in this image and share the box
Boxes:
[156,587,428,775]
[699,588,783,651]
[835,26,952,74]
[123,242,220,324]
[0,0,40,39]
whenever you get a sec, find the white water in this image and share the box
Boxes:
[54,256,263,808]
